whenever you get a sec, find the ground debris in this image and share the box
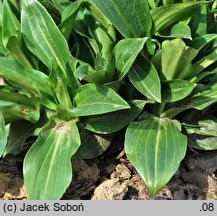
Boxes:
[0,149,217,200]
[91,179,129,200]
[0,174,26,200]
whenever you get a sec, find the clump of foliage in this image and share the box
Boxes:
[0,0,217,199]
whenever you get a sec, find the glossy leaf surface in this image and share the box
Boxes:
[162,80,196,103]
[82,100,146,134]
[90,0,152,38]
[67,84,130,116]
[151,1,208,32]
[125,115,187,196]
[2,0,20,47]
[161,38,197,80]
[185,117,217,150]
[21,0,73,74]
[128,57,161,103]
[114,38,148,79]
[24,118,80,199]
[0,57,53,98]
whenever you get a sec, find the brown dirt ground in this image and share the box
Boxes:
[0,146,217,200]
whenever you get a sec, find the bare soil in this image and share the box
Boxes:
[0,146,217,200]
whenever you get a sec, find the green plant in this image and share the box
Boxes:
[90,0,217,196]
[0,0,132,199]
[0,0,217,199]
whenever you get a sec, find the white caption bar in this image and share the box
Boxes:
[0,200,216,216]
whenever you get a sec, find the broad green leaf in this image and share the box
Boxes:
[164,83,217,118]
[161,38,197,80]
[128,56,161,103]
[2,105,40,124]
[0,87,38,108]
[162,80,196,103]
[67,84,130,116]
[161,36,217,80]
[81,100,146,134]
[0,58,53,98]
[185,117,217,150]
[188,134,217,150]
[0,112,7,157]
[184,117,217,137]
[114,38,148,80]
[189,83,217,110]
[90,0,152,38]
[125,115,187,196]
[170,22,192,40]
[2,0,20,47]
[6,36,34,68]
[24,117,80,199]
[2,0,33,68]
[156,22,192,40]
[151,1,208,32]
[21,0,73,75]
[3,120,39,156]
[73,130,113,159]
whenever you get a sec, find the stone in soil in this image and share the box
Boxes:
[91,179,129,200]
